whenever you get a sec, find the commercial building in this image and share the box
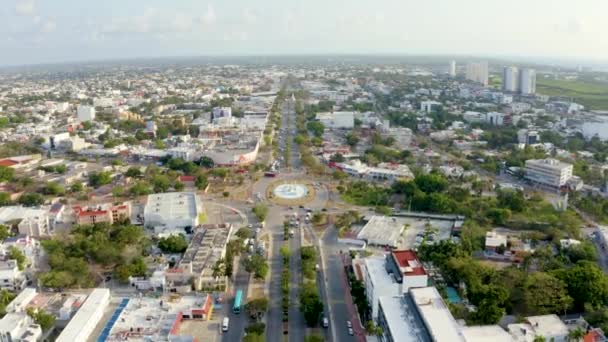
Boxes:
[77,105,96,122]
[357,216,407,248]
[143,192,202,232]
[98,294,214,341]
[524,159,573,188]
[315,111,355,129]
[335,160,414,183]
[56,288,110,342]
[466,62,489,86]
[503,66,520,93]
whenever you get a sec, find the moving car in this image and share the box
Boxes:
[222,317,229,332]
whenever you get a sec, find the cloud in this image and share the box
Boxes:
[555,17,584,34]
[202,4,216,25]
[15,0,35,16]
[40,19,56,33]
[242,8,257,25]
[101,8,197,35]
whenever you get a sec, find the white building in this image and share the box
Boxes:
[524,159,573,188]
[77,105,96,122]
[507,315,569,342]
[93,97,113,108]
[143,192,202,231]
[385,250,428,292]
[0,313,42,342]
[517,129,540,145]
[0,207,51,237]
[56,288,110,342]
[503,66,520,93]
[466,62,489,86]
[357,216,406,248]
[363,257,400,320]
[420,101,442,113]
[520,68,537,95]
[449,60,456,77]
[0,260,26,291]
[212,107,232,120]
[315,112,355,129]
[461,325,513,342]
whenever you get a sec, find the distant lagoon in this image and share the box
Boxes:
[581,115,608,140]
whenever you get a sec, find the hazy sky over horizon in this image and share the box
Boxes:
[1,0,607,66]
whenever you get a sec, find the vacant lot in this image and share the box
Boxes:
[537,77,608,110]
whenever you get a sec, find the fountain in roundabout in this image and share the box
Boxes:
[273,183,309,200]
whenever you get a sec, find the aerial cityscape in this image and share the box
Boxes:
[1,1,608,342]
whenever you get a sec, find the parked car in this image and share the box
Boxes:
[348,327,354,336]
[346,321,352,328]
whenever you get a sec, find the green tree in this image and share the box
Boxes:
[0,166,15,182]
[345,132,359,147]
[0,225,11,241]
[129,181,152,196]
[553,261,608,310]
[70,182,84,193]
[157,235,188,253]
[111,186,125,198]
[252,203,269,222]
[41,182,65,196]
[305,335,325,342]
[0,192,11,206]
[195,174,208,190]
[242,333,264,342]
[523,272,572,315]
[18,193,44,207]
[152,174,171,193]
[300,283,324,327]
[88,171,113,187]
[125,167,142,178]
[26,308,56,331]
[245,297,269,320]
[8,246,26,270]
[245,322,266,335]
[242,254,268,279]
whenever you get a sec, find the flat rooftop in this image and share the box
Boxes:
[104,295,207,342]
[144,192,199,221]
[410,287,465,342]
[180,224,232,277]
[357,216,406,247]
[364,257,399,291]
[461,325,512,342]
[378,296,429,342]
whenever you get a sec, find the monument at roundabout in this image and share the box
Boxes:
[267,180,315,205]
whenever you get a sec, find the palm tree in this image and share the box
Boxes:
[0,290,14,306]
[533,336,546,342]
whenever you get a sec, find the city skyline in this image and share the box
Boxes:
[1,0,608,66]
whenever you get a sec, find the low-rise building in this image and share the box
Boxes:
[507,314,569,342]
[0,260,26,291]
[0,313,42,342]
[144,192,202,232]
[0,206,51,237]
[315,111,355,129]
[364,257,400,320]
[73,202,131,225]
[56,288,110,342]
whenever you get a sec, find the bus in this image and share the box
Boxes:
[233,289,243,314]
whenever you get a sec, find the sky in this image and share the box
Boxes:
[1,0,607,66]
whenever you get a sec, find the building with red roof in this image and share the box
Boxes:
[73,202,131,225]
[385,249,428,292]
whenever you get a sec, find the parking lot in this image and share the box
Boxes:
[399,216,455,250]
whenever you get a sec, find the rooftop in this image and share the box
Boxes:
[409,287,465,342]
[461,325,513,342]
[144,192,200,224]
[364,257,399,290]
[56,288,110,342]
[179,223,232,278]
[357,215,407,248]
[391,250,426,276]
[378,296,428,342]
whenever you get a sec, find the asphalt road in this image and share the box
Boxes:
[221,264,251,342]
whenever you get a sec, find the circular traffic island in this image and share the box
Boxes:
[267,180,315,205]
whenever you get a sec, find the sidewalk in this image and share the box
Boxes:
[340,254,366,342]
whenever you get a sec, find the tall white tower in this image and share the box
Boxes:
[449,60,456,77]
[466,62,488,86]
[502,66,519,92]
[520,68,537,95]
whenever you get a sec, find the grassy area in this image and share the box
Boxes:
[537,77,608,110]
